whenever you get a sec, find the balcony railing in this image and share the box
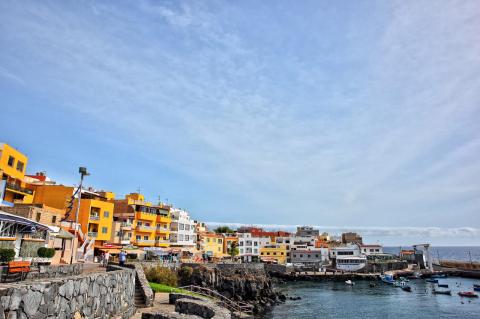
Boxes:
[5,182,33,195]
[156,228,170,233]
[88,232,98,238]
[135,239,155,244]
[155,239,170,244]
[136,225,155,232]
[89,215,100,220]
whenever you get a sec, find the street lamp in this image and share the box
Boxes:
[70,167,90,264]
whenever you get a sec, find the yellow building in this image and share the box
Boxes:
[200,232,225,258]
[154,204,171,248]
[260,244,287,264]
[31,184,114,246]
[0,143,34,205]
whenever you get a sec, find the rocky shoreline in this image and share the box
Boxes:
[181,264,286,314]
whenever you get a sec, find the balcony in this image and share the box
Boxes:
[88,232,98,238]
[135,239,155,246]
[136,225,155,232]
[121,222,133,230]
[5,182,33,195]
[156,228,170,234]
[89,214,100,221]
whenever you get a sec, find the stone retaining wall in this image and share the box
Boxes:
[25,263,84,280]
[0,267,136,318]
[119,263,155,307]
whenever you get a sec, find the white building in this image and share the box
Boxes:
[238,233,261,262]
[330,244,367,272]
[360,244,383,256]
[169,209,196,249]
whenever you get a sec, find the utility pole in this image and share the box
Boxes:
[70,167,89,264]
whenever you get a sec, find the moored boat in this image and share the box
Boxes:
[458,291,478,298]
[431,274,447,278]
[401,285,412,292]
[380,274,395,284]
[438,284,448,288]
[432,289,451,295]
[345,280,355,286]
[425,278,438,283]
[473,287,480,292]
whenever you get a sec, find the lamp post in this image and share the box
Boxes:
[70,167,89,264]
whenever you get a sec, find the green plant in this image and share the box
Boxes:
[213,226,235,234]
[0,248,15,263]
[37,247,55,258]
[227,242,239,259]
[144,266,178,287]
[178,266,193,286]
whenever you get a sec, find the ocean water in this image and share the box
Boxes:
[265,277,480,319]
[383,246,480,262]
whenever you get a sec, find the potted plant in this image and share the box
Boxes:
[36,247,55,265]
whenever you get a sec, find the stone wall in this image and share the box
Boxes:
[26,263,83,280]
[0,266,136,318]
[114,262,154,307]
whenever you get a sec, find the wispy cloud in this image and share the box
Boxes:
[1,1,479,232]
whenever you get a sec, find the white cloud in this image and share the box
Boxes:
[0,1,479,230]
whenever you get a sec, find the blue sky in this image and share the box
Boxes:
[1,1,480,245]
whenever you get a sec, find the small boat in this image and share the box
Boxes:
[458,291,478,298]
[438,284,449,288]
[426,278,439,283]
[433,289,451,295]
[473,284,480,288]
[431,274,446,278]
[473,287,480,292]
[345,280,355,286]
[380,274,395,284]
[401,286,412,292]
[399,277,410,282]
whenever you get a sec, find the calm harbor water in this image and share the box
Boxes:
[265,277,480,319]
[384,246,480,262]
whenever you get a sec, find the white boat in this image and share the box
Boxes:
[345,280,355,285]
[335,256,367,272]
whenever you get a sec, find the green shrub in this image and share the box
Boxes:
[178,266,193,286]
[144,266,178,287]
[37,247,56,258]
[0,248,15,263]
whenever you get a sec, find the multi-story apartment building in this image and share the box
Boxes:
[31,184,114,246]
[238,232,261,262]
[341,232,363,244]
[153,204,171,248]
[198,232,224,258]
[169,208,196,249]
[296,226,319,237]
[223,235,238,256]
[259,244,288,264]
[0,143,34,206]
[1,203,63,227]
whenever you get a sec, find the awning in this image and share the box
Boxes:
[0,210,50,232]
[53,229,74,240]
[98,248,121,254]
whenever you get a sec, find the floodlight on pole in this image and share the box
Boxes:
[70,167,90,264]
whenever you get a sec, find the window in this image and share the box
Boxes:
[218,239,223,244]
[267,252,270,255]
[137,221,142,226]
[102,227,108,234]
[254,249,258,253]
[185,235,189,241]
[281,252,284,255]
[128,233,132,238]
[103,211,109,218]
[16,161,24,172]
[273,252,277,255]
[218,247,221,252]
[35,212,41,222]
[254,241,258,246]
[7,156,14,167]
[52,216,57,224]
[207,238,210,243]
[144,235,149,240]
[155,236,160,241]
[136,235,141,240]
[163,224,167,229]
[315,254,319,258]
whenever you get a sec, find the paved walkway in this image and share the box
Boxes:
[131,293,175,319]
